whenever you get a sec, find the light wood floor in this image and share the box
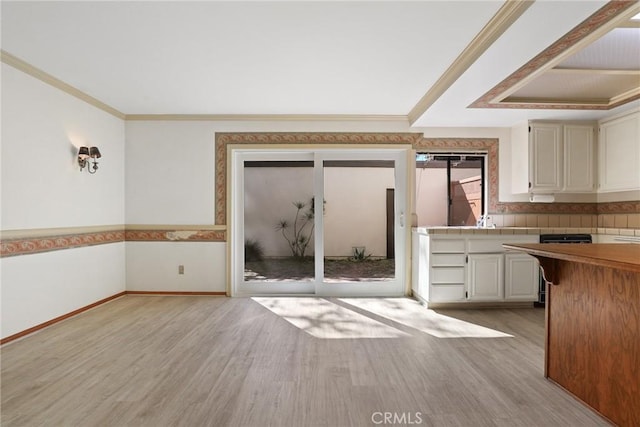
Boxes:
[1,296,609,426]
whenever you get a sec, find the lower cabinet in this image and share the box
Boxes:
[412,233,540,305]
[504,253,539,300]
[467,254,504,301]
[467,252,539,302]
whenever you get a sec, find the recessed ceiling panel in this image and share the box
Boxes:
[506,72,640,102]
[557,28,640,70]
[467,1,640,115]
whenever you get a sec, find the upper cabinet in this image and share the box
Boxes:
[598,112,640,192]
[529,123,563,192]
[564,124,595,192]
[511,121,595,194]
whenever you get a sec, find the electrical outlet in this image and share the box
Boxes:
[178,265,184,275]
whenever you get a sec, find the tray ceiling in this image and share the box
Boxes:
[471,11,640,111]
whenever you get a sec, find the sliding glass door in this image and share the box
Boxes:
[231,148,408,296]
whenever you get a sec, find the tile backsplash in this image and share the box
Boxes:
[490,213,640,230]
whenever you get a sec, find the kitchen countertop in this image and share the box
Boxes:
[413,226,640,237]
[413,226,595,235]
[502,243,640,273]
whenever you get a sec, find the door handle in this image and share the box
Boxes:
[399,212,404,227]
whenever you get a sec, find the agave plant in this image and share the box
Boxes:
[351,246,371,262]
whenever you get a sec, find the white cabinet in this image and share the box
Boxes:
[428,238,466,302]
[511,121,595,194]
[504,253,539,301]
[467,254,504,301]
[564,125,595,192]
[530,123,563,192]
[411,233,539,306]
[598,112,640,192]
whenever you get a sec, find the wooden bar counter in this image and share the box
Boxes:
[503,243,640,427]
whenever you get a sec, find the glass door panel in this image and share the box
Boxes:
[322,160,396,283]
[235,151,315,295]
[314,150,407,297]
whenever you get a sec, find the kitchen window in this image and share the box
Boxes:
[415,153,486,227]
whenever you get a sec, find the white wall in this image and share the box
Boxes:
[1,244,125,338]
[125,121,217,225]
[1,64,126,339]
[125,242,226,292]
[1,64,125,230]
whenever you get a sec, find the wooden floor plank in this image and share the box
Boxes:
[1,296,610,426]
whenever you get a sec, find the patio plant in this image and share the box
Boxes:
[351,246,371,262]
[275,199,316,258]
[245,239,265,262]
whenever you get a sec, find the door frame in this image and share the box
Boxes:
[229,145,412,297]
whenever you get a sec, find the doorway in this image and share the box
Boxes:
[231,148,409,296]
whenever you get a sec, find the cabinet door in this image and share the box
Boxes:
[467,254,503,301]
[504,253,539,301]
[599,112,640,192]
[530,123,563,192]
[563,125,594,192]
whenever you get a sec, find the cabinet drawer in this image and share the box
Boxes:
[468,239,505,253]
[430,284,465,302]
[431,239,465,253]
[431,267,465,283]
[431,253,466,267]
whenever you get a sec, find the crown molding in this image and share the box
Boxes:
[548,68,640,76]
[125,114,409,122]
[407,0,534,124]
[1,50,126,120]
[610,87,640,105]
[497,87,640,110]
[502,97,611,106]
[617,20,640,28]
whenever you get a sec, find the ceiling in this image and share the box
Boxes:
[1,1,639,128]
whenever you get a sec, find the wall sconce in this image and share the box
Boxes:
[78,146,101,174]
